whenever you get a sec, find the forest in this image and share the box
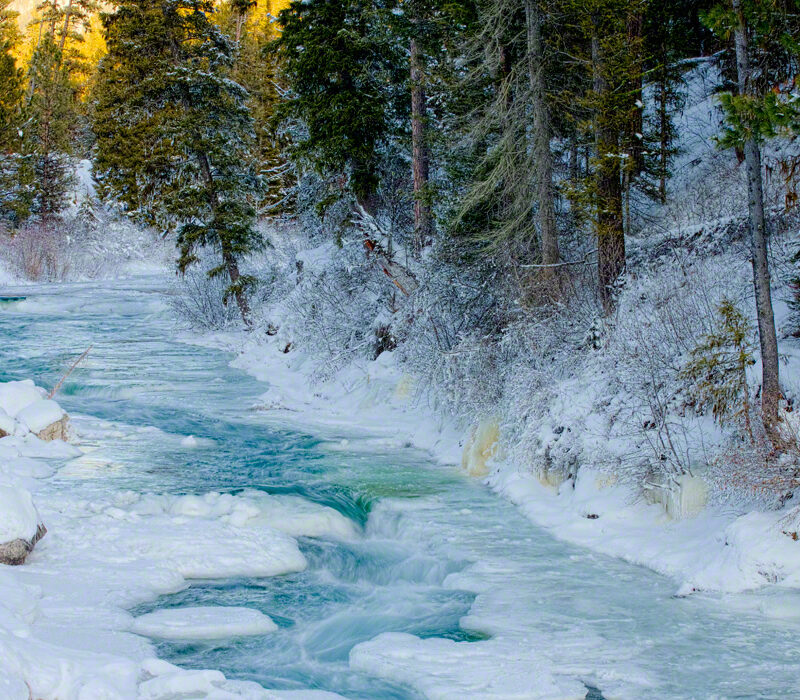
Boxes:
[2,0,800,539]
[4,1,800,698]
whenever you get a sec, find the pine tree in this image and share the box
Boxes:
[270,0,405,214]
[564,0,647,311]
[0,0,24,222]
[93,0,262,325]
[22,34,76,220]
[703,0,798,437]
[218,0,291,214]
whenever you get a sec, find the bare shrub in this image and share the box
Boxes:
[169,269,241,331]
[0,221,72,281]
[708,415,800,511]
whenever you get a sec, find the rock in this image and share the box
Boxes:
[0,523,46,566]
[0,486,46,565]
[36,414,70,442]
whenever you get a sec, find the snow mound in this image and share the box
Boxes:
[0,486,40,542]
[350,632,588,699]
[0,380,68,441]
[0,380,46,417]
[16,399,65,434]
[132,606,278,640]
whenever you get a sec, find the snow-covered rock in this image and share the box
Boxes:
[17,399,67,439]
[0,381,69,442]
[0,486,46,565]
[0,407,16,438]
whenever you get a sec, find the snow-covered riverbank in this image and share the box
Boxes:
[204,320,800,603]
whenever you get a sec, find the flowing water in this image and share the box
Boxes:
[1,276,799,699]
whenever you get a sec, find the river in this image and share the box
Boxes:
[0,276,797,699]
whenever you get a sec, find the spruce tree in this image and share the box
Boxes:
[271,0,405,214]
[703,0,799,436]
[22,34,76,220]
[93,0,262,325]
[0,0,23,222]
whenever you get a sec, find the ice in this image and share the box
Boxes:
[131,606,278,640]
[350,632,587,699]
[127,490,359,540]
[0,407,16,435]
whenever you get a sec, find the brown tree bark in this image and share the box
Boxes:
[410,37,432,258]
[592,31,625,312]
[525,0,559,269]
[732,0,780,434]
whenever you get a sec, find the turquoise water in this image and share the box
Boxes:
[2,277,800,699]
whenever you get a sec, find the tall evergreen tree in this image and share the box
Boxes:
[704,0,800,437]
[0,0,24,222]
[22,34,76,220]
[93,0,262,324]
[271,0,405,214]
[565,0,647,311]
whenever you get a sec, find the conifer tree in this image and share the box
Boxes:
[703,0,799,436]
[93,0,262,325]
[565,0,646,311]
[22,34,76,220]
[271,0,405,214]
[0,0,23,222]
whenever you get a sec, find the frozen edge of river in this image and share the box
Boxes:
[205,327,800,602]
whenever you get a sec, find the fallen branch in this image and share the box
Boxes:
[48,345,93,399]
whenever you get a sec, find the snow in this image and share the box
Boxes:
[126,490,359,540]
[0,379,47,417]
[16,399,65,434]
[350,632,587,700]
[0,485,39,541]
[131,607,278,640]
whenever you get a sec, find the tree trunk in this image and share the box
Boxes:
[627,9,644,176]
[59,0,74,54]
[658,71,668,203]
[732,0,780,433]
[197,151,252,327]
[592,31,625,312]
[525,0,559,269]
[410,37,432,258]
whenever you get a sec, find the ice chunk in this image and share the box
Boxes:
[0,408,16,437]
[132,606,278,640]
